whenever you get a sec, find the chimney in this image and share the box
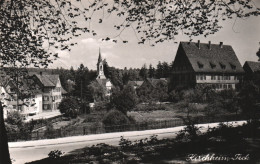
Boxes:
[197,40,200,49]
[208,41,211,50]
[219,42,223,48]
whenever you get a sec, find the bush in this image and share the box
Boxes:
[6,111,24,126]
[58,97,79,118]
[44,122,56,139]
[79,101,90,114]
[103,109,131,127]
[48,150,64,159]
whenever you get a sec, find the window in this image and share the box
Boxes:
[223,84,227,89]
[219,62,226,69]
[228,84,232,89]
[211,75,216,80]
[44,104,49,110]
[197,61,204,68]
[230,63,236,70]
[44,96,49,101]
[210,62,216,69]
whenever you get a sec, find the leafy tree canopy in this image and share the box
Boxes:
[87,0,259,45]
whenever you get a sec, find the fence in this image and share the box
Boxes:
[7,114,250,142]
[7,118,184,142]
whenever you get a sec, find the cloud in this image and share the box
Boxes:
[81,38,116,49]
[56,50,70,59]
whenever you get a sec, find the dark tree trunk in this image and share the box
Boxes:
[0,101,11,164]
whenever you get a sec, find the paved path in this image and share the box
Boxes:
[9,121,246,164]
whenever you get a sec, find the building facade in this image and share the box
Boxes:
[1,80,43,118]
[32,73,63,111]
[170,41,244,90]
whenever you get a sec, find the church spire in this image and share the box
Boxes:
[96,47,106,79]
[98,47,102,63]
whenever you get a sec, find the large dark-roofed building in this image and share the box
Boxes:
[243,61,260,88]
[170,41,244,90]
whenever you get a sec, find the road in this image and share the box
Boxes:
[9,121,245,164]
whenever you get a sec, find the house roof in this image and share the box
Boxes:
[128,81,144,88]
[179,42,244,74]
[34,74,59,87]
[146,78,167,87]
[244,61,260,73]
[61,87,68,94]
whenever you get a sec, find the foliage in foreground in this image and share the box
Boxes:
[29,120,260,164]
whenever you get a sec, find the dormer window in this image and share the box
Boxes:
[197,61,203,69]
[219,62,226,69]
[229,63,236,70]
[209,62,216,69]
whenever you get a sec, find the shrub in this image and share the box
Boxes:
[6,111,24,126]
[48,150,64,159]
[79,101,90,114]
[103,109,131,127]
[119,136,132,151]
[44,122,56,139]
[58,97,79,118]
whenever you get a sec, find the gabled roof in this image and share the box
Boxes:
[179,42,244,74]
[34,74,59,87]
[96,79,108,87]
[244,61,260,73]
[146,78,167,88]
[128,81,144,88]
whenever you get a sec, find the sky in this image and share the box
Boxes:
[51,1,260,70]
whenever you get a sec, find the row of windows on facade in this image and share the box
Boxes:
[174,62,236,71]
[197,62,236,70]
[43,102,60,110]
[211,84,233,89]
[43,87,61,93]
[176,74,239,81]
[196,75,239,81]
[43,95,61,101]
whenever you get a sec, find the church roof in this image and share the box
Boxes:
[96,79,108,87]
[178,41,244,74]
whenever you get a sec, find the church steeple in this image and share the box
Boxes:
[96,48,106,79]
[98,47,102,63]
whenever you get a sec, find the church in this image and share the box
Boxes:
[93,48,113,98]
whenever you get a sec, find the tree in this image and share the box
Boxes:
[58,97,79,118]
[139,64,148,79]
[162,62,170,78]
[148,64,155,78]
[0,1,90,162]
[156,61,163,78]
[88,81,107,102]
[238,82,260,120]
[0,102,10,163]
[102,109,131,128]
[87,0,259,44]
[257,43,260,61]
[110,84,138,114]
